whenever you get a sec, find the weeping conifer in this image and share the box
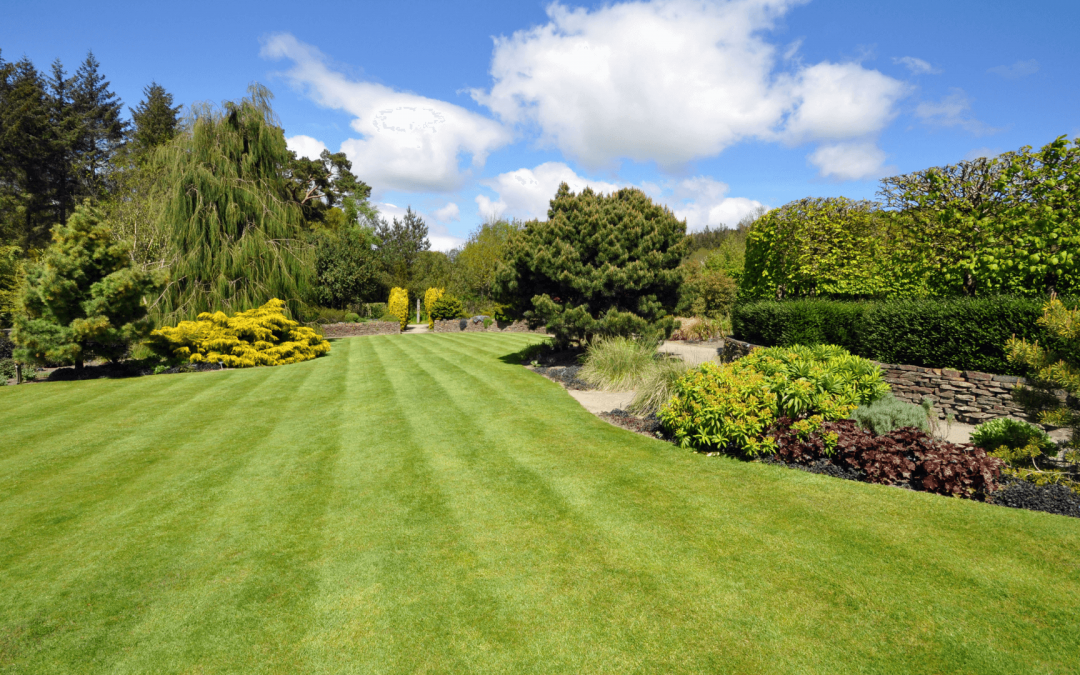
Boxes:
[150,85,310,324]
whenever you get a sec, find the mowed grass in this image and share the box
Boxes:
[0,333,1078,674]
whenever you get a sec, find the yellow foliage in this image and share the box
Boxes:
[388,287,409,330]
[424,287,444,329]
[148,298,330,368]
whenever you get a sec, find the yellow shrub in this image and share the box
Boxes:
[147,299,331,368]
[388,287,409,330]
[424,287,444,329]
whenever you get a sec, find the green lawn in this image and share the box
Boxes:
[1,333,1078,674]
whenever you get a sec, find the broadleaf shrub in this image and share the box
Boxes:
[773,418,1003,498]
[969,418,1055,455]
[733,296,1069,374]
[147,299,330,368]
[660,344,889,456]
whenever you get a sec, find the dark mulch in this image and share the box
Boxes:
[989,476,1080,518]
[534,365,591,390]
[599,409,663,438]
[43,360,222,382]
[760,454,867,483]
[532,346,585,367]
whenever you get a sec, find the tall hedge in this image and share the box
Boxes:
[732,296,1072,374]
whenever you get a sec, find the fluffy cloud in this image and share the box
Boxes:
[285,134,328,160]
[892,56,940,75]
[988,59,1039,79]
[478,162,624,220]
[262,34,510,194]
[472,0,906,169]
[915,88,1001,135]
[433,202,460,222]
[808,142,891,181]
[663,177,766,231]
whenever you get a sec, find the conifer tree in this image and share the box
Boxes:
[129,82,181,155]
[12,203,161,370]
[0,53,53,247]
[150,84,311,324]
[494,183,685,346]
[71,52,127,201]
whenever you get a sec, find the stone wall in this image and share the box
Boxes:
[722,337,1028,424]
[320,321,401,338]
[432,318,548,334]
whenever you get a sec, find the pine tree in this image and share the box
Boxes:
[494,183,686,346]
[71,52,127,201]
[129,81,180,155]
[0,52,53,248]
[12,202,162,370]
[150,84,311,324]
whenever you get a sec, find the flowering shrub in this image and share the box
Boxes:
[660,344,889,455]
[147,299,330,368]
[388,287,409,330]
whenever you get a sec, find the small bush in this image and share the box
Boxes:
[344,312,361,323]
[388,287,409,330]
[0,358,14,383]
[365,302,388,318]
[970,417,1055,454]
[660,344,889,456]
[851,394,929,436]
[579,336,657,391]
[430,294,466,320]
[148,299,331,368]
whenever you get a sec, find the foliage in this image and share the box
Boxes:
[494,184,685,347]
[970,417,1055,455]
[12,203,162,369]
[285,149,373,229]
[579,336,658,391]
[147,298,329,368]
[678,266,737,319]
[660,344,889,456]
[129,82,181,156]
[0,244,23,327]
[387,287,409,330]
[409,251,452,304]
[452,219,520,306]
[1006,295,1080,450]
[310,226,383,309]
[0,357,14,383]
[671,316,723,341]
[733,295,1067,375]
[424,287,444,329]
[149,85,311,324]
[772,419,1003,498]
[850,394,929,436]
[0,51,127,249]
[375,208,430,290]
[429,294,466,321]
[741,197,914,301]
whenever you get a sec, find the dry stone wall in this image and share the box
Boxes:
[432,318,548,334]
[319,321,401,338]
[722,337,1028,424]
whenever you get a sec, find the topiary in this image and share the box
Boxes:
[430,294,466,320]
[147,298,330,368]
[387,287,409,330]
[850,394,929,436]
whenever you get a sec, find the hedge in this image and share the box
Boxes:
[731,296,1074,375]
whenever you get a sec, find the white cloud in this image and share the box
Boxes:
[472,0,906,169]
[988,59,1039,79]
[285,134,328,160]
[262,34,511,194]
[479,162,623,220]
[665,177,767,232]
[892,56,940,75]
[808,142,891,181]
[915,88,1001,135]
[433,202,460,222]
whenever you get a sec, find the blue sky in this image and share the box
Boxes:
[4,0,1077,249]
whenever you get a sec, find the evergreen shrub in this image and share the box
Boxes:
[387,287,409,330]
[430,295,466,321]
[733,296,1068,374]
[424,287,444,329]
[660,344,889,456]
[970,418,1054,455]
[148,299,330,368]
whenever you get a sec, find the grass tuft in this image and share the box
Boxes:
[579,336,657,391]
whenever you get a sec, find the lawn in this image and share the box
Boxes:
[1,332,1078,674]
